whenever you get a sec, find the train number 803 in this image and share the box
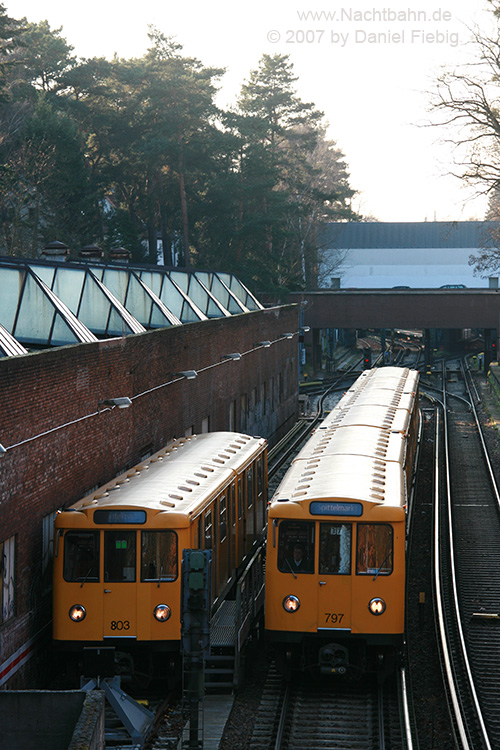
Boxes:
[110,620,130,631]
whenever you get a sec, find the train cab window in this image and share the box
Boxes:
[141,531,178,582]
[319,523,352,575]
[104,531,136,582]
[356,524,393,575]
[278,520,315,574]
[63,531,99,582]
[204,510,213,549]
[220,495,227,542]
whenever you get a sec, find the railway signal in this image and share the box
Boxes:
[363,347,372,369]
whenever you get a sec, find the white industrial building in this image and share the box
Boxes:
[320,221,499,289]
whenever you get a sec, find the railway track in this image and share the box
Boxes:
[248,664,408,749]
[433,359,500,749]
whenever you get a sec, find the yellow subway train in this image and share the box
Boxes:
[265,366,420,678]
[53,432,267,684]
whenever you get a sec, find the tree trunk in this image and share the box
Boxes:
[178,134,189,266]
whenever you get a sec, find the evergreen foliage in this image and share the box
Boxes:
[0,13,358,292]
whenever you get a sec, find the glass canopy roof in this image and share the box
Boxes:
[0,256,263,357]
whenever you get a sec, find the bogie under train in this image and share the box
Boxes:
[265,366,419,678]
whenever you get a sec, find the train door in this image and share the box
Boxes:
[317,523,353,634]
[102,530,138,637]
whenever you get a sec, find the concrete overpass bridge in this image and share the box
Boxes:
[287,289,500,369]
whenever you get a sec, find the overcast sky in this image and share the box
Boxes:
[6,0,497,222]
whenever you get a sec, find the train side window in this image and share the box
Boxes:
[247,467,254,508]
[63,531,99,582]
[141,531,178,581]
[277,520,315,574]
[319,523,352,575]
[230,483,236,527]
[104,531,136,582]
[237,481,243,520]
[257,457,264,497]
[356,524,393,575]
[220,494,227,542]
[205,510,213,549]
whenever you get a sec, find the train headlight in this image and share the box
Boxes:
[282,595,300,613]
[368,597,386,616]
[69,604,86,622]
[154,604,171,622]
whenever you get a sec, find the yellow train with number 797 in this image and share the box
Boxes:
[265,366,420,678]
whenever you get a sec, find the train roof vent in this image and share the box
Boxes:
[186,479,200,486]
[201,465,215,472]
[178,485,193,492]
[370,492,385,501]
[229,443,243,450]
[160,500,176,508]
[195,472,208,478]
[169,493,184,501]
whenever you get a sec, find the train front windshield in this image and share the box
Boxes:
[277,520,393,576]
[63,530,178,582]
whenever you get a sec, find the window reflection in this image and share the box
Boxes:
[277,520,315,574]
[63,531,99,582]
[357,524,393,575]
[141,531,177,581]
[319,523,352,574]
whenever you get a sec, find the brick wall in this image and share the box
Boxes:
[0,304,299,688]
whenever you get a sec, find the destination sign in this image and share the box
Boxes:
[94,509,147,524]
[309,501,363,517]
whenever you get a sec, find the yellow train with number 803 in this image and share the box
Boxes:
[53,431,267,686]
[265,366,419,678]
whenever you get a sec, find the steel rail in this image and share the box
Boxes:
[436,362,492,750]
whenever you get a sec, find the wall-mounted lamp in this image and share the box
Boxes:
[0,443,7,457]
[256,341,271,348]
[174,370,198,380]
[301,326,311,333]
[221,353,242,361]
[99,397,132,410]
[282,333,294,340]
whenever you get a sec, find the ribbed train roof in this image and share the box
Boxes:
[60,432,266,519]
[270,366,418,509]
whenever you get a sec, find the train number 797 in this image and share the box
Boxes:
[324,613,344,625]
